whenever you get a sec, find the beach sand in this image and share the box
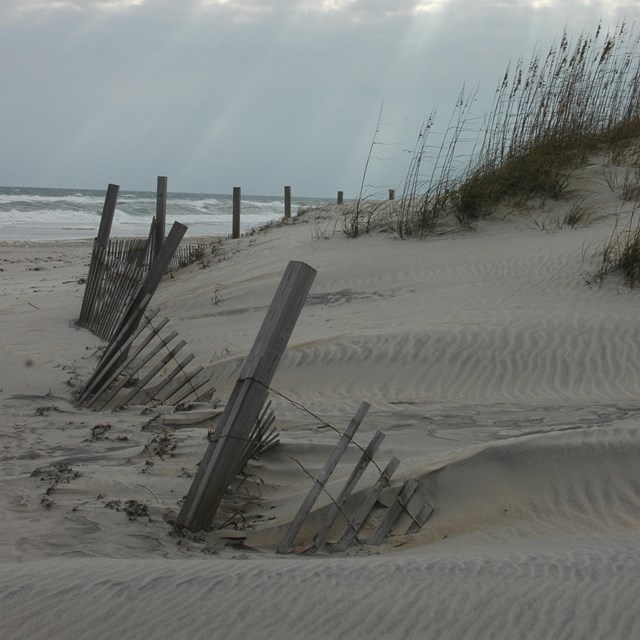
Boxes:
[2,161,640,639]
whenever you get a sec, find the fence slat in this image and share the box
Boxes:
[146,353,196,405]
[82,315,169,407]
[334,456,400,552]
[311,429,385,551]
[119,339,187,406]
[369,478,419,546]
[160,365,204,405]
[405,500,434,534]
[94,329,179,411]
[276,401,370,554]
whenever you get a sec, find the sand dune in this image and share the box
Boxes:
[2,182,640,638]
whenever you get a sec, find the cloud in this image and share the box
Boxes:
[1,0,637,193]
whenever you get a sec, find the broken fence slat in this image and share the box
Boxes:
[369,478,419,547]
[405,500,435,534]
[276,400,370,554]
[334,456,401,552]
[311,429,385,552]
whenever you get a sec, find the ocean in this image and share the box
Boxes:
[0,186,330,241]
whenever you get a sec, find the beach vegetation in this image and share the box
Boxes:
[344,21,640,238]
[522,196,598,232]
[597,201,640,286]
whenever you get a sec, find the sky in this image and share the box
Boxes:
[1,0,637,197]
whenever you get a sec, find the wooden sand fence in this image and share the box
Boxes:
[76,181,229,414]
[174,260,434,551]
[77,302,217,411]
[275,401,433,554]
[78,181,221,342]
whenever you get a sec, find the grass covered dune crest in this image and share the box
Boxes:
[345,20,640,240]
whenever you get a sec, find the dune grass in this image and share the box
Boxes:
[597,201,640,286]
[344,21,640,238]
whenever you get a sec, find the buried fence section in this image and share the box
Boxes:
[333,456,402,552]
[78,308,215,411]
[176,260,317,533]
[276,416,434,554]
[369,478,419,546]
[78,303,160,406]
[277,401,371,554]
[310,429,386,552]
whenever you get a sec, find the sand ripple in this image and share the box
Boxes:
[2,544,640,640]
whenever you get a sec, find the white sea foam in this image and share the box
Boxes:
[0,187,326,240]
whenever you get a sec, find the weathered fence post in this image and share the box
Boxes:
[284,185,292,220]
[79,183,119,327]
[176,260,317,532]
[155,176,167,258]
[388,188,395,200]
[98,183,119,244]
[337,191,344,205]
[232,187,241,239]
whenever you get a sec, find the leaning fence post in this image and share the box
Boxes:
[232,187,241,239]
[108,221,187,347]
[176,260,317,532]
[97,183,119,244]
[79,183,119,326]
[155,176,167,258]
[284,185,292,220]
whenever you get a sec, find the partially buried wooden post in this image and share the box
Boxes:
[155,176,167,258]
[284,185,292,220]
[337,191,344,205]
[232,187,241,239]
[176,260,317,532]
